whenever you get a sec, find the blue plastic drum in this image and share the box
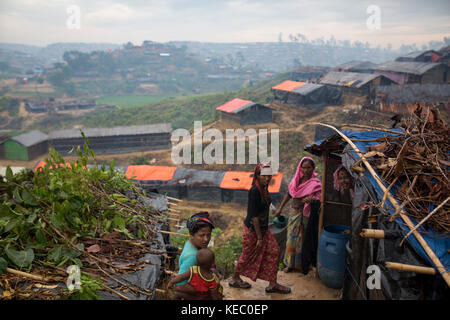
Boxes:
[317,224,350,289]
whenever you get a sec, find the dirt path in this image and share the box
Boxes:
[223,271,340,300]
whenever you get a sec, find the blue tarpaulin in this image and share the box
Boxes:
[306,129,449,276]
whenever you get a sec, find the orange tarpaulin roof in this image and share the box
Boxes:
[271,80,306,92]
[126,165,177,181]
[216,98,254,113]
[220,171,283,193]
[34,161,85,171]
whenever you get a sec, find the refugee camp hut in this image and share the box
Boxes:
[305,128,449,300]
[319,71,396,104]
[271,80,306,104]
[333,60,378,73]
[48,123,172,155]
[376,83,450,115]
[169,168,226,202]
[219,170,285,205]
[395,50,442,63]
[290,66,330,81]
[372,61,446,84]
[216,98,273,125]
[26,101,48,113]
[286,83,342,109]
[125,165,178,197]
[1,130,48,161]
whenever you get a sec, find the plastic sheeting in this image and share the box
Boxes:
[307,129,449,300]
[273,83,341,108]
[97,223,167,300]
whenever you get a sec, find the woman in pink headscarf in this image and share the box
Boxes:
[274,157,322,273]
[333,164,355,201]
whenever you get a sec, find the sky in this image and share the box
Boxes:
[0,0,449,48]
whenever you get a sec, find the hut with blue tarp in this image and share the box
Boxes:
[305,127,449,300]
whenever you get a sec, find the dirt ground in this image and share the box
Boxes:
[223,271,340,300]
[167,199,340,300]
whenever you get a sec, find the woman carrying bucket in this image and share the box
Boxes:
[274,157,322,273]
[229,163,291,294]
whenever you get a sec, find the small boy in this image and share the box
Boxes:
[168,248,223,300]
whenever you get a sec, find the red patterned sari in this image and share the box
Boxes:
[234,224,280,283]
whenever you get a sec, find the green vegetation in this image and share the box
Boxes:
[96,95,171,108]
[34,72,289,131]
[211,232,243,278]
[0,97,20,117]
[0,140,163,299]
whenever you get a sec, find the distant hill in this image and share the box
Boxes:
[0,42,121,67]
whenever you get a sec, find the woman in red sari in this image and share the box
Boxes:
[229,163,291,294]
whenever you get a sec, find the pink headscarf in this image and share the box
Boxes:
[288,157,322,217]
[333,164,355,200]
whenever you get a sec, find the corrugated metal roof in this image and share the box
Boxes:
[373,61,440,75]
[49,123,172,140]
[319,71,380,88]
[216,98,256,114]
[334,60,378,70]
[395,50,440,61]
[376,84,450,103]
[12,130,48,147]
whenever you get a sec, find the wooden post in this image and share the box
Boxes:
[318,151,328,242]
[314,122,450,287]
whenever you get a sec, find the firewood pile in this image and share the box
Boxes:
[366,104,449,234]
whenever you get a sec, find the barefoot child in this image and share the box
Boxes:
[168,248,223,300]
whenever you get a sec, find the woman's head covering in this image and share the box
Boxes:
[288,157,319,196]
[186,212,215,234]
[252,162,271,205]
[333,164,355,199]
[288,156,322,217]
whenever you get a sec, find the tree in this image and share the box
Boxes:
[63,50,92,71]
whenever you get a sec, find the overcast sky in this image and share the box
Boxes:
[0,0,449,48]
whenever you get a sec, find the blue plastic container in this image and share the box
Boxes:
[317,224,350,289]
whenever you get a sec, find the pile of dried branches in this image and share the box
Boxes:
[366,104,449,234]
[0,144,172,300]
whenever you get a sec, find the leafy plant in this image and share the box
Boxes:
[0,134,162,299]
[211,233,242,278]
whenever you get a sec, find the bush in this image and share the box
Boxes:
[211,233,242,278]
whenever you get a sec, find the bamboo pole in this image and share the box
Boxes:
[314,123,450,287]
[324,200,353,207]
[360,229,385,239]
[341,123,407,136]
[159,230,189,237]
[385,262,436,275]
[400,196,450,246]
[166,196,182,202]
[6,268,49,282]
